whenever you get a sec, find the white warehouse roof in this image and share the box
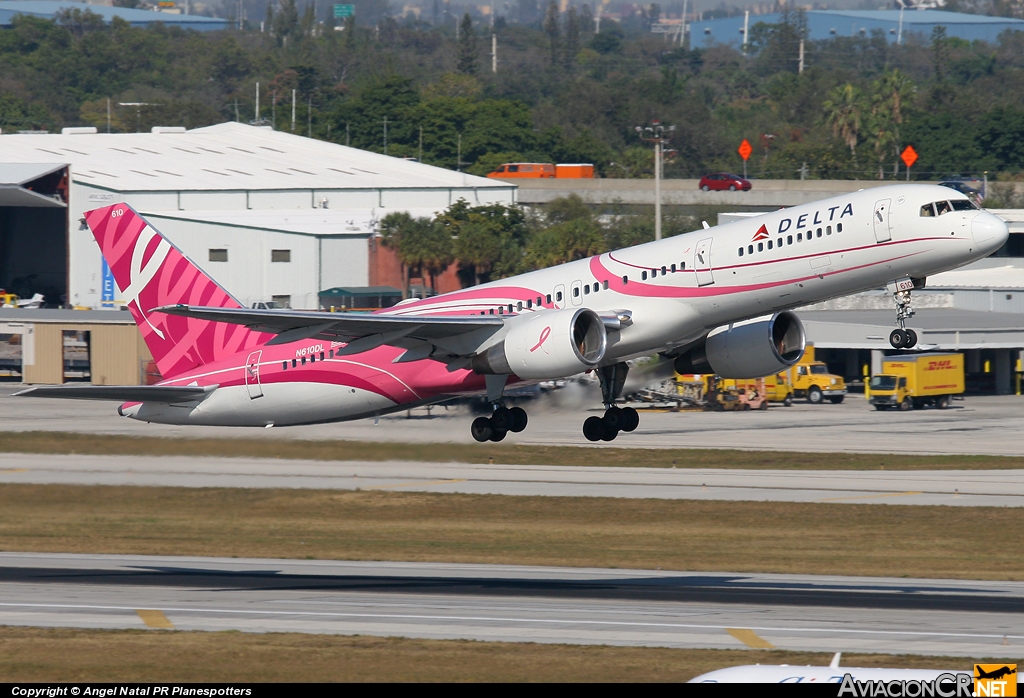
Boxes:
[0,122,515,196]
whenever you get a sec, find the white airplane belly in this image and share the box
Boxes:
[124,382,398,427]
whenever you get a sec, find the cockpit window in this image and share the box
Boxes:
[936,200,952,215]
[920,203,935,217]
[951,199,978,211]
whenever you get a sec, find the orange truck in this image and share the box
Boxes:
[487,163,595,179]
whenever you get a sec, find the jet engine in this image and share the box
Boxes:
[673,311,806,378]
[471,307,607,380]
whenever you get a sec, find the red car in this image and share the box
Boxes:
[699,173,752,191]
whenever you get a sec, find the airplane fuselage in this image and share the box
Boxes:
[124,184,1007,426]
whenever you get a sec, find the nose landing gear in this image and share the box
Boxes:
[583,363,641,442]
[889,279,920,349]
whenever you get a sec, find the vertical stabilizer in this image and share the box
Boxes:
[85,203,267,379]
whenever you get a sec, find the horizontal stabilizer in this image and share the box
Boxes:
[13,384,216,403]
[153,305,503,344]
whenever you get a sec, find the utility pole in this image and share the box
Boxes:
[680,0,688,47]
[635,120,675,241]
[383,116,388,155]
[798,39,804,74]
[291,89,296,133]
[897,7,904,45]
[492,33,497,73]
[346,123,350,146]
[418,126,423,162]
[106,98,111,134]
[742,10,749,53]
[307,96,312,137]
[457,133,462,172]
[255,82,260,123]
[271,90,276,129]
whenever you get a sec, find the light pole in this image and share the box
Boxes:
[635,120,675,241]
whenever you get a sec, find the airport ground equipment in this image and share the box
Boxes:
[869,352,965,411]
[786,343,847,404]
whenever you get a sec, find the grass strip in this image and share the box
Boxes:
[1,484,1022,580]
[1,431,1023,470]
[1,627,1016,682]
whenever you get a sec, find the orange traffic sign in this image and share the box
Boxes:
[738,139,753,161]
[901,145,918,168]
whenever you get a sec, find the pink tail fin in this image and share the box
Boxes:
[85,203,267,379]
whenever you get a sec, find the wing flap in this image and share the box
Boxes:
[153,305,504,344]
[13,385,216,403]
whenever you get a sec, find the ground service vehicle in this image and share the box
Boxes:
[869,353,965,411]
[787,344,846,404]
[691,373,793,406]
[487,163,595,179]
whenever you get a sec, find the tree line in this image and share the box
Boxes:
[3,4,1024,179]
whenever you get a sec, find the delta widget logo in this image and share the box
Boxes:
[752,224,771,242]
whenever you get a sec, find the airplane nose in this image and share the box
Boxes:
[972,212,1009,248]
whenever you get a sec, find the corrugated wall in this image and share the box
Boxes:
[21,323,144,385]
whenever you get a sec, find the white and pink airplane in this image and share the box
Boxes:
[16,184,1007,442]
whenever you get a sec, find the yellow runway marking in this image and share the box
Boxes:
[820,491,923,502]
[136,609,174,629]
[366,479,467,490]
[0,469,28,473]
[727,628,775,649]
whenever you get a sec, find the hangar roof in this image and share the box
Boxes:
[0,122,512,194]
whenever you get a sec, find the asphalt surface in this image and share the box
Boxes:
[1,453,1021,507]
[0,553,1019,656]
[4,386,1024,456]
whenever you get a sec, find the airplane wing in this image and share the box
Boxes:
[152,305,505,348]
[13,385,216,402]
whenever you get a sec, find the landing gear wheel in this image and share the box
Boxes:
[890,329,907,349]
[600,427,618,441]
[471,417,494,443]
[621,407,640,432]
[489,428,508,442]
[509,407,528,433]
[490,406,512,432]
[603,405,624,431]
[904,329,918,348]
[583,416,605,442]
[808,386,823,404]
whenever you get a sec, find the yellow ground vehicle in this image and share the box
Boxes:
[735,373,794,406]
[786,344,846,404]
[869,353,965,411]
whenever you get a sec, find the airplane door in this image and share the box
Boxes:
[873,199,892,243]
[570,280,583,306]
[245,350,263,399]
[694,238,715,287]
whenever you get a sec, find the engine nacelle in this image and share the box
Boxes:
[471,307,607,380]
[674,311,806,379]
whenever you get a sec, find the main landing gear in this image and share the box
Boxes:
[889,279,919,349]
[471,374,528,442]
[583,362,641,442]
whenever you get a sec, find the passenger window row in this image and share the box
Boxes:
[283,350,329,369]
[920,199,978,217]
[737,223,843,257]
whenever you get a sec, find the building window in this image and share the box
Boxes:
[271,249,291,263]
[272,294,291,308]
[209,249,228,262]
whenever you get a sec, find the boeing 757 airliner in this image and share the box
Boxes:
[16,184,1008,442]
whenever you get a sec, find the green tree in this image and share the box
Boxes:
[868,69,915,178]
[456,14,478,76]
[823,83,864,166]
[563,7,581,69]
[542,1,560,66]
[381,211,452,298]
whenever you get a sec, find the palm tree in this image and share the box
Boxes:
[871,69,916,177]
[823,83,864,169]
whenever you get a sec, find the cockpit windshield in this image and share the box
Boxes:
[920,199,978,217]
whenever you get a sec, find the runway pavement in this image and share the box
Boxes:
[0,452,1021,506]
[0,553,1019,657]
[3,386,1024,455]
